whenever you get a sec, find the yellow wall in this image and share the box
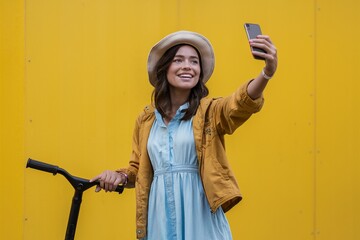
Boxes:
[316,1,360,239]
[0,1,25,239]
[1,0,359,239]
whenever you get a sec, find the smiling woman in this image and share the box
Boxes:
[91,30,277,240]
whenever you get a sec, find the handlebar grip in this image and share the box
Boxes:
[94,181,124,194]
[26,158,59,175]
[115,185,124,194]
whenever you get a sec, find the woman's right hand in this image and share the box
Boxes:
[250,35,278,76]
[90,170,125,192]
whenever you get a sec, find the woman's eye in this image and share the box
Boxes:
[173,59,182,63]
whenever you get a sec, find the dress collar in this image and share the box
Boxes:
[155,102,189,126]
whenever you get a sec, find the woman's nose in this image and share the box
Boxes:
[181,60,191,69]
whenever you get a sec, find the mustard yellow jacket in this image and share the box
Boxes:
[119,81,264,239]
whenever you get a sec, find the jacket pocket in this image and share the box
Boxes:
[209,155,230,181]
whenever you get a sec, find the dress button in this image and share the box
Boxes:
[137,229,143,234]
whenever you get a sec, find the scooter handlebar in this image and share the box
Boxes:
[26,158,124,194]
[27,158,59,175]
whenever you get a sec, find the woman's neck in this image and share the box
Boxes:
[164,89,190,125]
[169,89,190,112]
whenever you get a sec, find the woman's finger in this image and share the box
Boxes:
[95,185,102,192]
[255,35,273,44]
[89,174,101,183]
[108,174,117,191]
[112,176,122,191]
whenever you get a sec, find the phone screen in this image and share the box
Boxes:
[244,23,266,60]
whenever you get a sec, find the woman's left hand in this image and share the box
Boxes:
[250,35,278,77]
[90,170,124,192]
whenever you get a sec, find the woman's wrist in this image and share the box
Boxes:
[118,172,128,186]
[262,68,273,80]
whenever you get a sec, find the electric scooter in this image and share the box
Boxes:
[26,158,124,240]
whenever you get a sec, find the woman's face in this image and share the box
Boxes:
[166,45,201,91]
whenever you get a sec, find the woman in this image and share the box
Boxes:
[90,30,278,239]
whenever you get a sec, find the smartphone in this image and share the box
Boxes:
[244,23,266,60]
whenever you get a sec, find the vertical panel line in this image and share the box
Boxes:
[23,0,28,239]
[313,0,318,239]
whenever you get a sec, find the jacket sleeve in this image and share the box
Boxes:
[212,80,264,135]
[116,113,143,188]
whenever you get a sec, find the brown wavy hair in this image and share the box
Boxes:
[151,44,209,121]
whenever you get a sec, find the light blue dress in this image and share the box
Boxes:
[144,103,232,240]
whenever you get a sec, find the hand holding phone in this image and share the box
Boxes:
[244,23,266,60]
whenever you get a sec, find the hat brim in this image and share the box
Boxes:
[147,31,215,87]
